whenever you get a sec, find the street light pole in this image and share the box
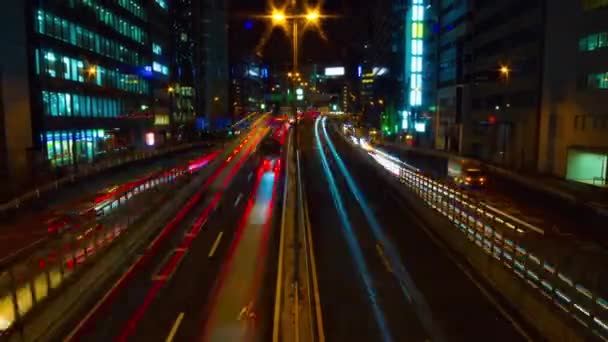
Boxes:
[292,19,299,152]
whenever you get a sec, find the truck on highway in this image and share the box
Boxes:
[447,157,487,187]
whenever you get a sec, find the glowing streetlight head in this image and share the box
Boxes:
[500,65,510,75]
[168,86,175,93]
[306,10,320,22]
[271,9,286,23]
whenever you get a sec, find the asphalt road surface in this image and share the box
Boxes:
[299,116,530,342]
[60,125,283,342]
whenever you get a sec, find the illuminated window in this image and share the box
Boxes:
[118,0,146,19]
[587,72,608,89]
[579,32,608,51]
[411,57,422,72]
[153,43,162,55]
[69,1,146,44]
[36,48,148,93]
[35,10,141,65]
[153,61,169,75]
[412,23,424,38]
[412,39,423,55]
[155,0,168,10]
[412,5,424,21]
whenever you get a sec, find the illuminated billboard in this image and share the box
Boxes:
[324,67,345,76]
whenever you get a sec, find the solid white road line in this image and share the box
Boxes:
[165,312,185,342]
[208,232,224,258]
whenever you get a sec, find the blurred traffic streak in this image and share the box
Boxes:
[377,143,608,244]
[202,157,281,341]
[63,126,269,341]
[297,116,528,341]
[341,120,608,341]
[0,147,219,262]
[0,163,200,335]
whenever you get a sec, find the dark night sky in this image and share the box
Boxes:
[229,0,371,69]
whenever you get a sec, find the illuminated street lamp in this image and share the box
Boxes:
[271,9,286,24]
[500,65,510,79]
[305,10,320,22]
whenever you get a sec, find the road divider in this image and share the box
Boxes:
[274,128,325,342]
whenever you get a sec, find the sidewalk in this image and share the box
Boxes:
[379,141,608,216]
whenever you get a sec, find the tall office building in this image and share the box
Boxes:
[355,0,406,131]
[172,0,199,137]
[422,0,544,168]
[230,57,267,117]
[538,0,608,184]
[465,0,544,169]
[201,0,229,125]
[424,0,472,152]
[0,0,172,185]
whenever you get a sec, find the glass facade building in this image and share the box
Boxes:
[28,0,171,169]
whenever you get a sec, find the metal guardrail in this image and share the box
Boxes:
[366,149,608,341]
[0,142,209,215]
[0,168,189,335]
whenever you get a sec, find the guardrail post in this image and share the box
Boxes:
[8,267,21,326]
[58,244,65,282]
[427,177,432,204]
[44,255,52,295]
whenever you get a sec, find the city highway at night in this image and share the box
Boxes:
[3,0,607,340]
[1,115,604,342]
[55,121,284,341]
[298,116,529,341]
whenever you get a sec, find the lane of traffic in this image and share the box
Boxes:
[62,127,268,341]
[314,116,528,341]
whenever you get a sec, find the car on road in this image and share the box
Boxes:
[448,157,487,188]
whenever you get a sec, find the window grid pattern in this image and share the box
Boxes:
[43,129,106,167]
[42,90,121,118]
[36,49,149,94]
[587,72,608,89]
[409,2,424,107]
[71,0,147,44]
[117,0,145,20]
[579,32,608,52]
[35,10,142,66]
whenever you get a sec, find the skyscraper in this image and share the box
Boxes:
[0,0,172,186]
[201,0,229,126]
[423,0,545,168]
